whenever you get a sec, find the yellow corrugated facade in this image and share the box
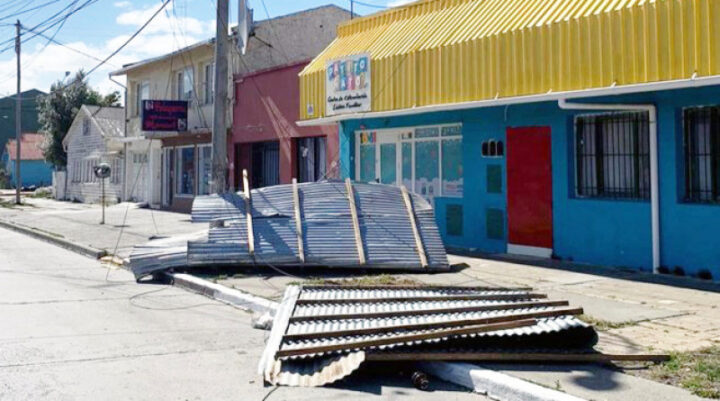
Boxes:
[299,0,720,120]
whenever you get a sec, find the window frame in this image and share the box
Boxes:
[175,145,197,196]
[135,81,149,117]
[176,66,194,102]
[204,62,215,105]
[682,105,720,204]
[573,111,651,201]
[354,123,463,201]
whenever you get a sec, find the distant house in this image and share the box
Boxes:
[1,133,52,188]
[0,89,45,154]
[62,105,125,203]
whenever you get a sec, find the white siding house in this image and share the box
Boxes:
[63,105,125,203]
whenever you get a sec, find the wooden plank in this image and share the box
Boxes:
[366,352,670,363]
[259,286,301,377]
[242,169,254,256]
[344,178,365,265]
[296,292,548,305]
[282,307,583,341]
[276,319,537,358]
[299,285,533,291]
[292,178,305,263]
[289,300,570,322]
[401,185,428,267]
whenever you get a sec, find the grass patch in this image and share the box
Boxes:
[0,199,34,209]
[292,274,422,287]
[25,192,53,199]
[641,346,720,398]
[579,314,637,331]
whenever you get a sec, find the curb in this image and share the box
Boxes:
[0,218,107,259]
[419,362,586,401]
[167,272,279,314]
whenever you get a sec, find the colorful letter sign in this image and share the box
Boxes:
[142,100,188,132]
[325,53,371,116]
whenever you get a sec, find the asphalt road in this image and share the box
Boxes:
[0,227,482,401]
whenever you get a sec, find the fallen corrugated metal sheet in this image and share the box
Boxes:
[259,285,598,387]
[128,180,449,279]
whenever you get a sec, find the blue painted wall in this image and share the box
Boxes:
[3,154,53,188]
[338,84,720,277]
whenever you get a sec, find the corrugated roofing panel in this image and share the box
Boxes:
[299,0,720,119]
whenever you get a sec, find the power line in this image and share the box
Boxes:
[0,0,61,23]
[20,23,116,65]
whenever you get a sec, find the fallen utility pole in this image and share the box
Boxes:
[14,20,21,204]
[210,0,228,194]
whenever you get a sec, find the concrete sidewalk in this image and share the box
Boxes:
[0,195,200,259]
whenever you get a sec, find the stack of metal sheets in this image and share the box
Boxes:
[259,285,597,387]
[128,180,449,279]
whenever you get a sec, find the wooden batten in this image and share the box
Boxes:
[401,185,428,267]
[344,178,366,265]
[292,178,305,263]
[243,169,255,256]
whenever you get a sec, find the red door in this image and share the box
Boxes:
[506,127,553,255]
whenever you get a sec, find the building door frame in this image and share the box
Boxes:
[506,126,554,258]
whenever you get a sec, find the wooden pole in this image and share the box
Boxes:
[210,0,228,193]
[14,20,21,205]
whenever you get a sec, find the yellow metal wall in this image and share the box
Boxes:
[299,0,720,120]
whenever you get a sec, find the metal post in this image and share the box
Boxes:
[210,0,228,194]
[14,20,21,204]
[101,176,105,225]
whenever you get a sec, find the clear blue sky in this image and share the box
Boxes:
[0,0,406,96]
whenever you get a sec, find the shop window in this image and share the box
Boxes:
[297,136,327,183]
[575,112,650,200]
[198,145,212,195]
[177,147,196,195]
[251,141,280,188]
[683,106,720,204]
[355,124,462,202]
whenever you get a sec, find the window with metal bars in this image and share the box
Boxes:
[574,112,650,200]
[684,106,720,204]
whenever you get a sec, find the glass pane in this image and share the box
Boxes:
[178,147,195,195]
[442,138,463,197]
[198,146,211,195]
[441,125,462,137]
[415,140,439,202]
[380,143,397,185]
[359,144,375,182]
[415,127,439,138]
[402,142,412,190]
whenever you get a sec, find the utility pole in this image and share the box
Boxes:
[350,0,354,19]
[14,20,21,205]
[210,0,228,194]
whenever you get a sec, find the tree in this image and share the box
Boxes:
[37,70,121,169]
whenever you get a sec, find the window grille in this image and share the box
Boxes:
[575,112,650,200]
[684,106,720,203]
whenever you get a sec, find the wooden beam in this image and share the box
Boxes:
[242,169,254,256]
[299,285,534,291]
[295,292,548,305]
[365,352,670,363]
[289,300,570,322]
[276,319,537,358]
[282,307,583,341]
[400,185,428,267]
[292,178,304,263]
[344,178,365,265]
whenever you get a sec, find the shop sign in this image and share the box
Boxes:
[326,53,370,116]
[142,100,188,132]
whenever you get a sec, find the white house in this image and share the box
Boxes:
[63,105,125,203]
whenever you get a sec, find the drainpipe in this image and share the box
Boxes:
[558,98,659,273]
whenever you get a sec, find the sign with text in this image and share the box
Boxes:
[142,100,188,132]
[325,53,371,116]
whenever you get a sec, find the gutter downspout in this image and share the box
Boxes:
[558,98,659,273]
[109,76,128,201]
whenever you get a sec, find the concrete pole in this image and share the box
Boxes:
[211,0,228,194]
[15,20,21,204]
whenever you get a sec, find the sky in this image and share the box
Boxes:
[0,0,414,98]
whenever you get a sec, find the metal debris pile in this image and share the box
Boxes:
[259,285,668,387]
[128,180,449,279]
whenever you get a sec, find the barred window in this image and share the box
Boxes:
[684,106,720,203]
[575,112,650,200]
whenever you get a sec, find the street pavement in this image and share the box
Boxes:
[0,227,482,401]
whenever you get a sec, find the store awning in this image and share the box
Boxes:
[299,0,720,122]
